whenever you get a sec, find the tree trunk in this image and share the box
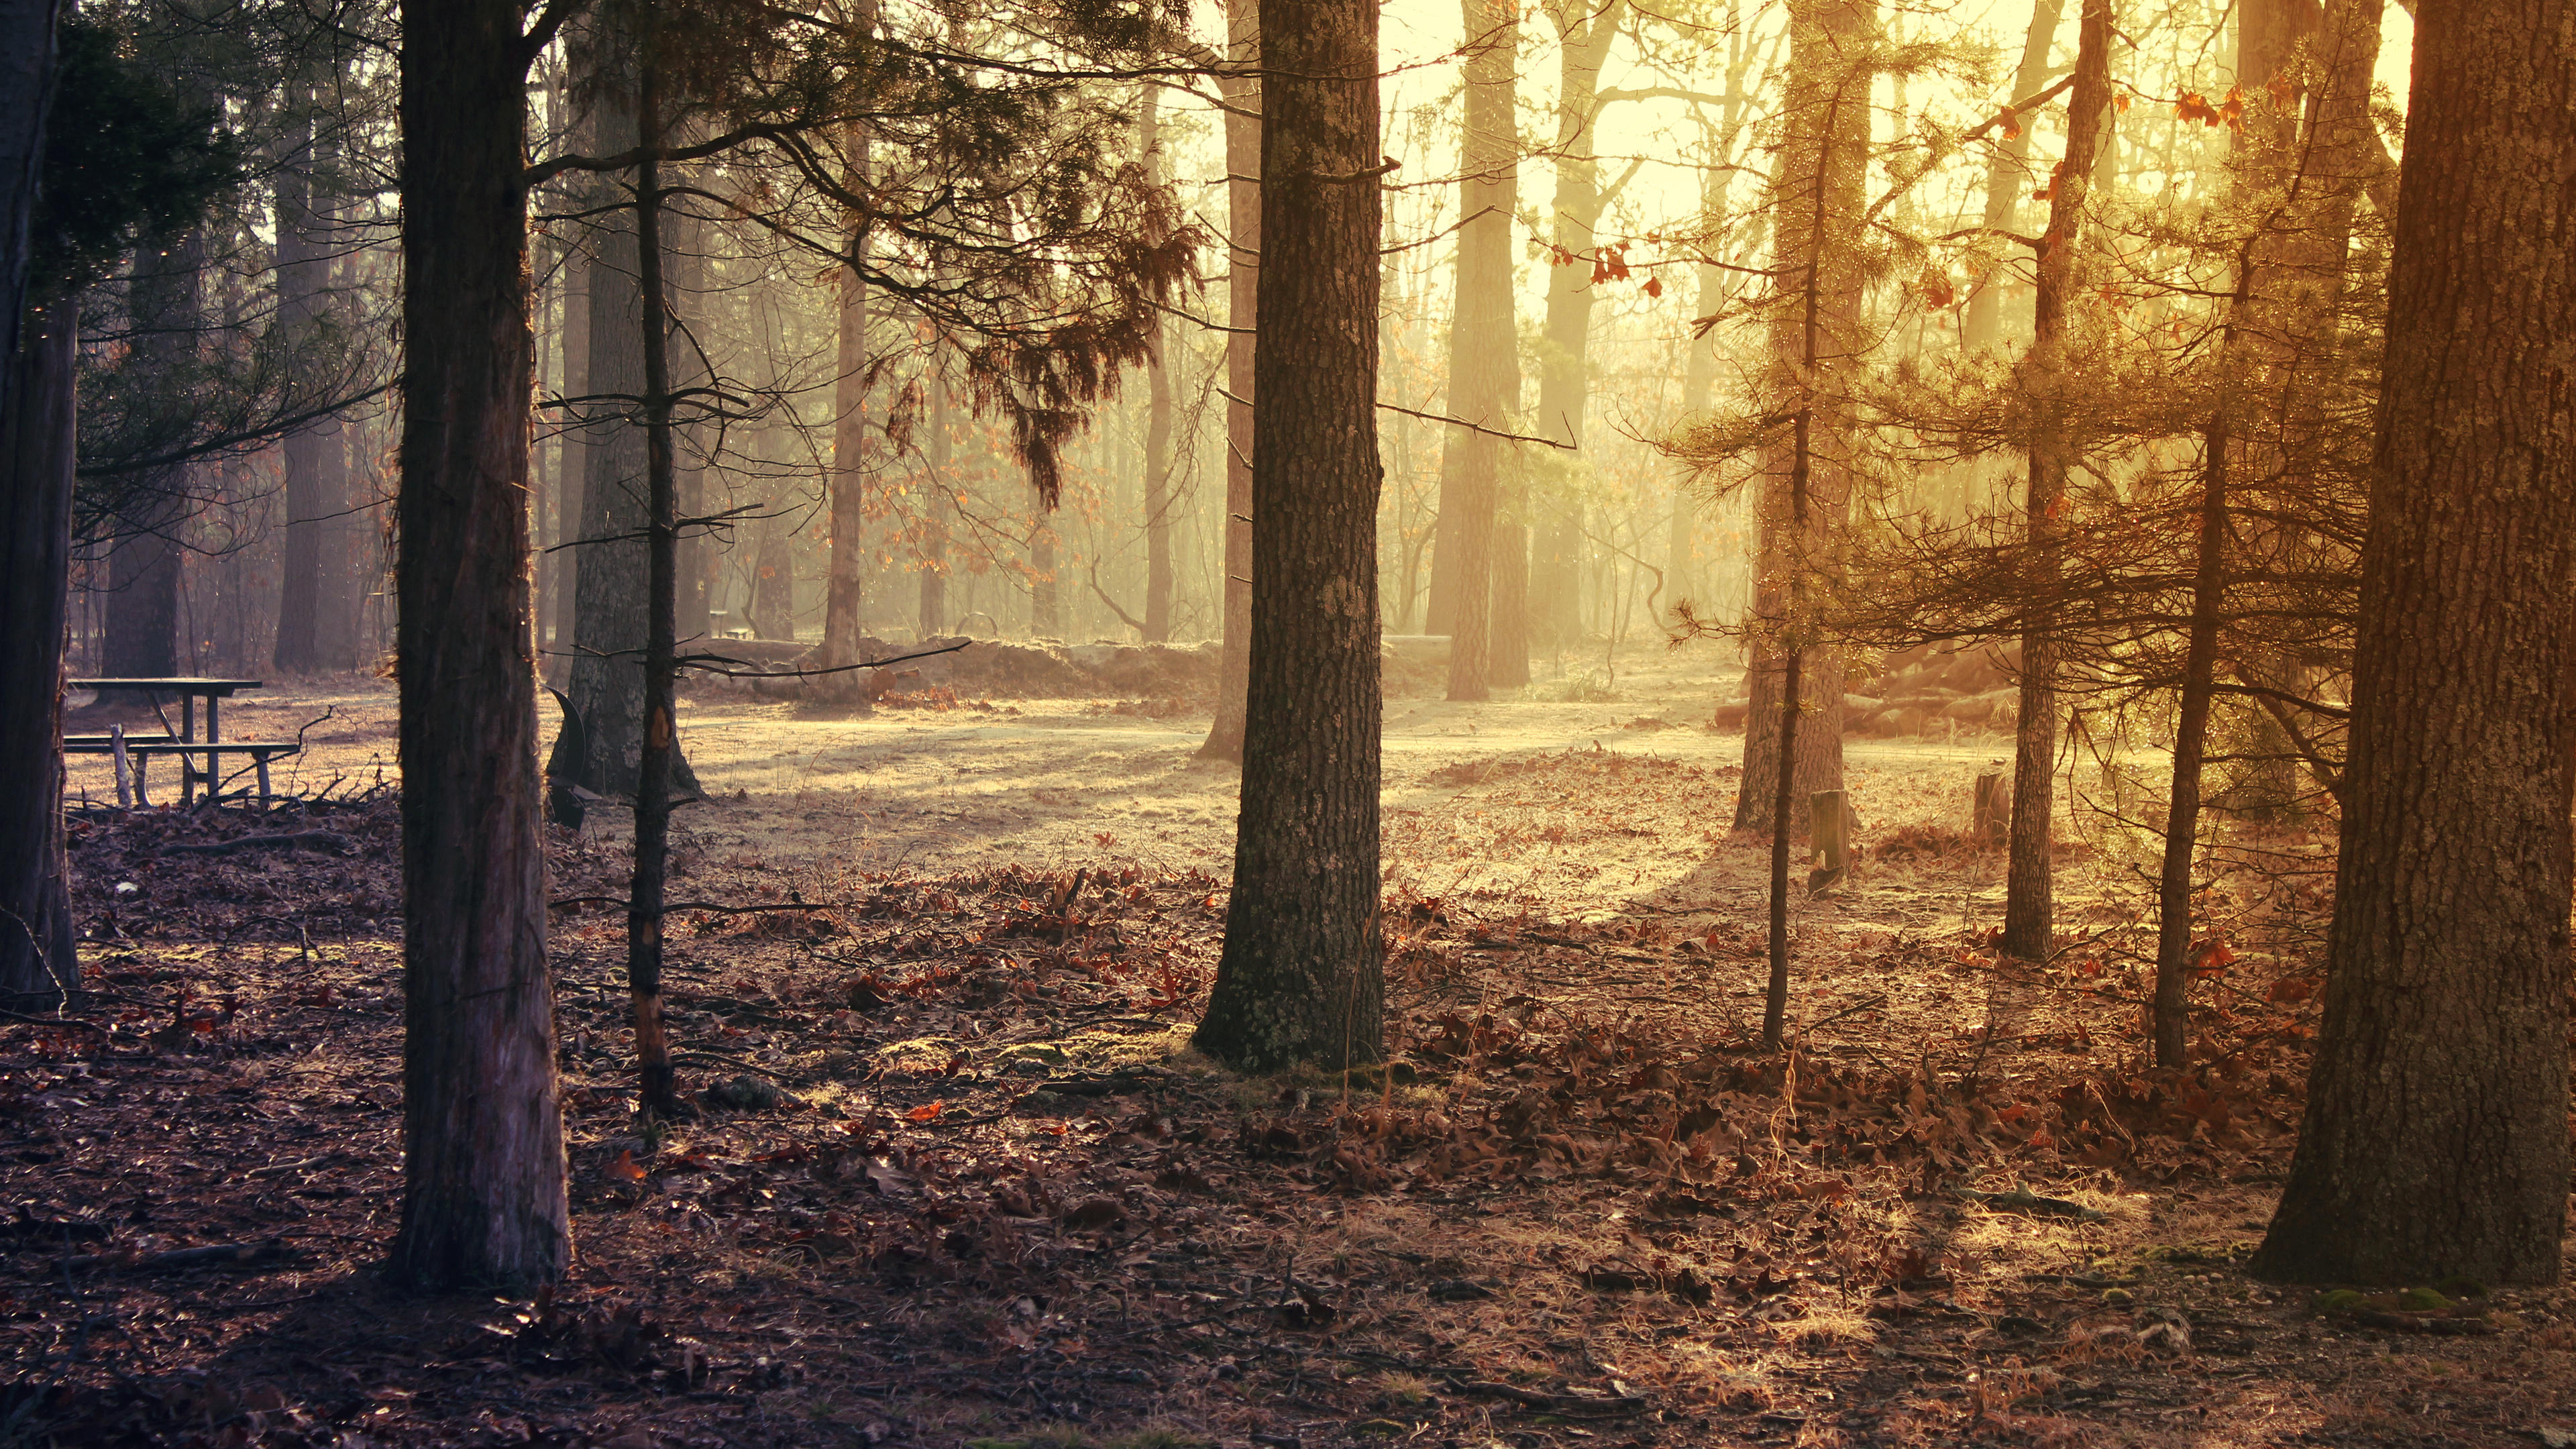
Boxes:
[0,304,77,1003]
[2251,0,2575,1289]
[822,121,872,685]
[1140,85,1174,644]
[2151,414,2231,1066]
[549,103,593,678]
[1489,520,1530,688]
[274,90,347,675]
[625,54,683,1118]
[0,0,55,402]
[1527,0,1625,653]
[1193,0,1383,1073]
[559,12,696,796]
[1199,0,1258,760]
[1961,0,2064,352]
[1998,0,2110,965]
[918,360,949,637]
[1031,525,1059,635]
[105,227,205,680]
[1732,0,1868,837]
[390,0,570,1289]
[1440,0,1517,702]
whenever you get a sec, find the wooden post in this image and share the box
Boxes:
[1973,771,2009,845]
[110,724,131,808]
[1807,788,1849,894]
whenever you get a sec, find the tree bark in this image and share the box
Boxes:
[0,0,55,402]
[559,11,696,797]
[1998,0,2111,965]
[1732,0,1868,837]
[2252,0,2575,1289]
[390,0,570,1289]
[0,305,76,1003]
[1199,0,1258,760]
[1440,0,1517,702]
[1193,0,1383,1073]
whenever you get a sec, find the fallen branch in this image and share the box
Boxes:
[64,1241,299,1274]
[164,831,352,858]
[245,1153,350,1180]
[1449,1382,1650,1417]
[1953,1187,2105,1221]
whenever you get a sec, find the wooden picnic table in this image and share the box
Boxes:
[69,678,264,748]
[65,678,294,806]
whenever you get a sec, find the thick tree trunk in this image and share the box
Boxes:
[0,305,77,1003]
[390,0,570,1290]
[0,0,55,401]
[559,15,696,796]
[2252,0,2575,1289]
[1199,0,1258,760]
[1440,0,1517,702]
[1961,0,2064,351]
[274,93,349,675]
[1998,0,2110,964]
[1194,0,1384,1073]
[1732,0,1868,837]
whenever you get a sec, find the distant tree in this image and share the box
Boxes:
[1436,0,1518,702]
[2252,0,2574,1288]
[388,0,571,1287]
[1138,80,1175,644]
[1192,0,1383,1071]
[1197,0,1258,761]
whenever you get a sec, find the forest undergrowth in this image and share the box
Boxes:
[3,751,2572,1448]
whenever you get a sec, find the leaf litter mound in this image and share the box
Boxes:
[3,771,2572,1448]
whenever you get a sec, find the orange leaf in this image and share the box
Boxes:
[1642,275,1663,298]
[908,1101,945,1122]
[608,1149,647,1182]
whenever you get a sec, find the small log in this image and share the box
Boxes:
[1807,789,1849,893]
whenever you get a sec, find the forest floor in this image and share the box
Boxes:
[11,643,2575,1448]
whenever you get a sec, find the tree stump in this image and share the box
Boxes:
[1807,789,1849,894]
[1972,771,2010,845]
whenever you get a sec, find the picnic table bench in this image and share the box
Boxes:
[64,678,301,808]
